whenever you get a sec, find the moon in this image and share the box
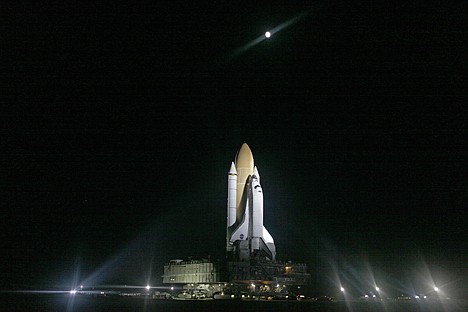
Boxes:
[229,11,309,59]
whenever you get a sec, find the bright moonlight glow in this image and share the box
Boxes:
[265,31,271,38]
[146,285,150,290]
[340,287,345,292]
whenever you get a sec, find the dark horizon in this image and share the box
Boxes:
[2,1,467,298]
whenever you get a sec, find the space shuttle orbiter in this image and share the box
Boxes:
[226,143,276,261]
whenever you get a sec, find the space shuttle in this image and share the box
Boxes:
[226,143,276,261]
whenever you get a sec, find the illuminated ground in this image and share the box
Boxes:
[1,293,467,312]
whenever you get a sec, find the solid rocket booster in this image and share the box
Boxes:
[227,162,237,227]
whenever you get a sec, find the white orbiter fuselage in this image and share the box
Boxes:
[226,143,276,261]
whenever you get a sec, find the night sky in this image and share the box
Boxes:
[2,2,467,296]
